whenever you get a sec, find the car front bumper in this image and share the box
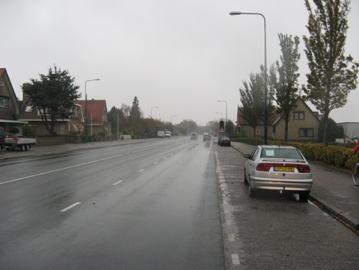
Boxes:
[250,176,313,191]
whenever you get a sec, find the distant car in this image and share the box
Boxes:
[202,133,210,141]
[244,145,313,200]
[218,136,231,146]
[165,131,172,137]
[190,133,198,140]
[157,131,165,138]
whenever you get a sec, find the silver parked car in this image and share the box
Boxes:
[244,145,313,201]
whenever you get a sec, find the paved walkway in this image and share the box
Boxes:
[231,142,359,230]
[0,139,156,161]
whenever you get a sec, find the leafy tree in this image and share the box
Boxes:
[175,120,197,135]
[129,96,142,135]
[107,106,125,137]
[130,96,141,122]
[318,118,344,143]
[22,66,80,136]
[272,33,301,141]
[225,120,236,137]
[206,120,219,134]
[303,0,359,144]
[239,71,267,137]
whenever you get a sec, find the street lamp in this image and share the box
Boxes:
[84,78,100,136]
[230,11,268,145]
[150,106,159,119]
[217,100,227,129]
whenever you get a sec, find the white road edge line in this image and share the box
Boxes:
[0,153,124,186]
[231,254,240,265]
[112,180,123,186]
[60,202,81,213]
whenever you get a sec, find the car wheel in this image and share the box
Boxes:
[243,169,248,185]
[299,191,310,202]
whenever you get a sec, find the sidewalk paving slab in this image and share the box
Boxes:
[231,141,359,230]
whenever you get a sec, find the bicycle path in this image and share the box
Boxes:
[231,142,359,230]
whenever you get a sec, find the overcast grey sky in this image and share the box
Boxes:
[1,0,358,125]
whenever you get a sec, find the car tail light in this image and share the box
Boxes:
[256,163,275,171]
[296,164,311,173]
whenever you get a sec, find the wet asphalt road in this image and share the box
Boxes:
[0,138,224,270]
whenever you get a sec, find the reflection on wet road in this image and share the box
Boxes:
[0,137,224,270]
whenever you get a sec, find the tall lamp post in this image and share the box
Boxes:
[229,11,268,145]
[217,100,227,130]
[84,78,100,136]
[150,106,159,119]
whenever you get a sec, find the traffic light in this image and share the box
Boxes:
[219,120,224,131]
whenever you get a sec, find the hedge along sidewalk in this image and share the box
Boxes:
[231,142,359,230]
[0,138,157,161]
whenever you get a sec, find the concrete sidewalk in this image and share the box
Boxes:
[0,138,157,161]
[231,142,359,230]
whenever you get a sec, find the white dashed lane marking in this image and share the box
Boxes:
[60,202,81,213]
[112,180,123,186]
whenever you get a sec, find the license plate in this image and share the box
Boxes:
[274,166,294,172]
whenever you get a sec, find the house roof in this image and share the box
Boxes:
[0,68,20,116]
[77,99,107,125]
[272,98,320,126]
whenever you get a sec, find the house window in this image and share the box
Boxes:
[0,96,9,109]
[299,128,314,137]
[293,111,305,120]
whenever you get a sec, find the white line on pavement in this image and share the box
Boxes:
[231,254,240,265]
[60,202,81,213]
[112,180,123,186]
[0,154,124,186]
[138,169,145,173]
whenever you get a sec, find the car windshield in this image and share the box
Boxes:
[260,148,303,160]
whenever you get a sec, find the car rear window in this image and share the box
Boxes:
[260,148,303,160]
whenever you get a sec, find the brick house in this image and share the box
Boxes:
[77,99,110,136]
[0,68,27,135]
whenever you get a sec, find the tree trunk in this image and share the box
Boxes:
[284,113,289,141]
[253,126,256,138]
[322,112,329,145]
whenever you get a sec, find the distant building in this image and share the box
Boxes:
[77,99,110,136]
[237,98,320,142]
[0,68,27,134]
[337,122,359,140]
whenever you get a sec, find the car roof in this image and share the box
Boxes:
[258,145,297,149]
